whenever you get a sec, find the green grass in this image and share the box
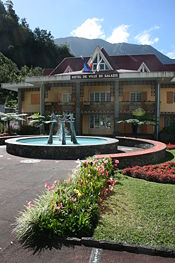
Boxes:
[163,149,175,163]
[93,174,175,248]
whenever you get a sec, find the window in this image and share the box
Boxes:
[95,92,100,102]
[164,116,175,128]
[92,55,109,71]
[62,93,72,103]
[90,92,94,102]
[90,115,111,129]
[106,93,111,102]
[101,92,105,102]
[130,92,142,102]
[89,92,111,102]
[45,90,48,98]
[138,62,150,73]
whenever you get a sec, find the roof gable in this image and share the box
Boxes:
[87,46,113,71]
[138,62,150,72]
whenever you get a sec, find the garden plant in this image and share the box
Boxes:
[123,161,175,184]
[14,157,118,244]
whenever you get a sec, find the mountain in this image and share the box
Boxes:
[54,37,175,64]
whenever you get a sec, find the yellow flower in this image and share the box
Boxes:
[74,189,82,197]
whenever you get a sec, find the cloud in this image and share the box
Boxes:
[166,51,175,59]
[71,18,105,39]
[135,26,160,45]
[107,24,130,43]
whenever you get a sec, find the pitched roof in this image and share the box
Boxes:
[43,48,175,76]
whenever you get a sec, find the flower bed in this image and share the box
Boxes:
[167,143,175,150]
[123,161,175,184]
[14,158,118,244]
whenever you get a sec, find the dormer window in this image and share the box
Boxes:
[88,47,112,72]
[138,62,150,73]
[64,65,72,73]
[92,54,109,71]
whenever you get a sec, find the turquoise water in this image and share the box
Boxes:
[17,136,107,145]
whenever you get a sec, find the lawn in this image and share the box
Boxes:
[168,149,175,161]
[93,153,175,248]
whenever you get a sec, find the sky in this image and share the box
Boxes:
[10,0,175,59]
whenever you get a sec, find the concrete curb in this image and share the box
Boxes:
[62,237,175,258]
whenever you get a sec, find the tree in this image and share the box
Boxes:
[118,107,155,135]
[0,1,73,68]
[0,51,43,104]
[0,112,27,134]
[5,0,19,23]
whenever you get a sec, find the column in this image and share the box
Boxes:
[18,89,22,114]
[114,80,119,136]
[40,83,45,115]
[75,82,81,135]
[40,83,45,134]
[154,81,160,140]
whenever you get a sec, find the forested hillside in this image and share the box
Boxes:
[0,0,73,104]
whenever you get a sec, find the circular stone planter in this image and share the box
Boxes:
[96,136,167,168]
[0,135,20,145]
[5,136,118,160]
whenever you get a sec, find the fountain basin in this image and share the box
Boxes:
[5,136,118,160]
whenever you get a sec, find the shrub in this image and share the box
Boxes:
[17,125,39,135]
[14,157,118,244]
[123,162,175,184]
[0,122,4,133]
[159,126,175,143]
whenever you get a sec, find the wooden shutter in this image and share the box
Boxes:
[31,94,40,104]
[167,92,173,104]
[123,92,129,101]
[57,93,62,103]
[142,92,147,101]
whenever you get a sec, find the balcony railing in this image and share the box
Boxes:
[81,101,114,113]
[119,101,156,114]
[45,102,75,112]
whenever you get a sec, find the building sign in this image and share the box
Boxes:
[70,73,119,80]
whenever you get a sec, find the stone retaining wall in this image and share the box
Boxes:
[96,137,167,168]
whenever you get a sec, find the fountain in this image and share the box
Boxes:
[5,113,119,160]
[47,113,78,145]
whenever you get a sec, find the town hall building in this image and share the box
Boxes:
[2,46,175,139]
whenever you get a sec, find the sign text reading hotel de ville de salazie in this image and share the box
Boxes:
[70,72,118,80]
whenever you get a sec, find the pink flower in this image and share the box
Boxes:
[80,179,83,185]
[54,180,59,185]
[109,185,114,191]
[45,183,50,189]
[27,200,36,208]
[69,178,73,182]
[54,202,62,210]
[72,197,77,202]
[109,178,116,185]
[49,186,55,191]
[114,160,119,167]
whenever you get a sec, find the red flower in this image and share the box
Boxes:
[54,202,62,210]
